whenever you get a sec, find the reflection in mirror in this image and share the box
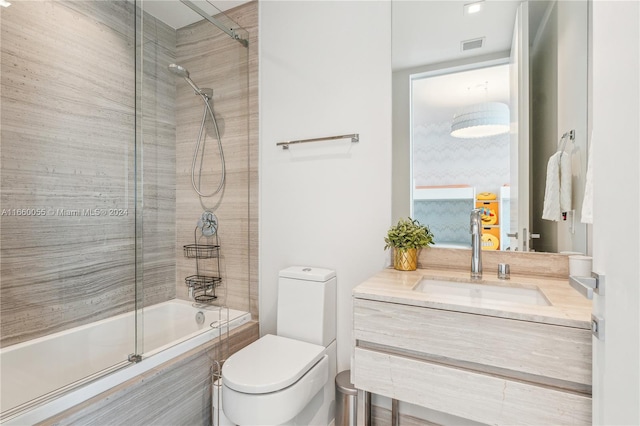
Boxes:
[392,0,589,254]
[411,63,511,250]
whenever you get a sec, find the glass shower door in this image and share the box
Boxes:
[0,0,138,416]
[137,0,251,358]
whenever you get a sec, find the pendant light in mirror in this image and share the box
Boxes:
[450,101,510,138]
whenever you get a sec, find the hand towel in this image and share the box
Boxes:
[559,151,572,213]
[542,151,572,221]
[581,138,594,224]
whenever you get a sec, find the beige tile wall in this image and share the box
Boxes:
[0,0,258,348]
[0,1,177,347]
[140,12,178,307]
[174,1,258,320]
[0,0,136,347]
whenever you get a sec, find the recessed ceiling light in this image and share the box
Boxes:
[464,1,484,15]
[0,0,11,7]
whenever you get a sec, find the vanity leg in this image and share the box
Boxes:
[356,389,371,426]
[391,398,399,426]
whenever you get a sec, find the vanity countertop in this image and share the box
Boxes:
[353,268,593,329]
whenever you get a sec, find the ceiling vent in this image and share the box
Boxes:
[461,37,485,51]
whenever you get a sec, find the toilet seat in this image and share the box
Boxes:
[222,354,329,425]
[222,334,325,394]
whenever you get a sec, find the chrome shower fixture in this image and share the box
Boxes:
[168,63,212,99]
[197,211,218,237]
[169,63,225,198]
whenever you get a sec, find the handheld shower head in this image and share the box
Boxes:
[168,63,189,78]
[170,63,226,199]
[168,63,208,98]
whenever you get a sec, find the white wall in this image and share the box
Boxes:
[592,1,640,424]
[259,1,392,371]
[391,67,412,223]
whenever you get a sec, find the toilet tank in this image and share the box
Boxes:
[277,266,336,347]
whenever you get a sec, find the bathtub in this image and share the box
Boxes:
[0,299,251,425]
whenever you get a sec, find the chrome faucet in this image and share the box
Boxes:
[470,208,483,279]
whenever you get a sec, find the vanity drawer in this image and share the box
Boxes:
[353,347,591,425]
[353,298,591,391]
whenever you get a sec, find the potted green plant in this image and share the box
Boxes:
[384,217,434,271]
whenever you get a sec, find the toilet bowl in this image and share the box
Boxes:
[222,335,330,425]
[221,266,337,426]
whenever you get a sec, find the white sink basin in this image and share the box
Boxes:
[414,278,551,306]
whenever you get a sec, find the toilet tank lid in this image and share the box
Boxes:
[279,266,336,282]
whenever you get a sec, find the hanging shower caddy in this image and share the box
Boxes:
[183,212,222,303]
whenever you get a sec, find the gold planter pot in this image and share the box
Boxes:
[393,248,418,271]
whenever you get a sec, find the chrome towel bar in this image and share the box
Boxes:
[569,272,605,299]
[276,133,359,150]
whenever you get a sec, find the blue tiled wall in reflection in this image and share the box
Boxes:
[414,199,474,247]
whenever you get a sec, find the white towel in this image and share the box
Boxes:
[581,138,594,224]
[559,152,572,213]
[542,151,572,221]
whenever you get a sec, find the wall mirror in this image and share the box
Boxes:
[392,0,589,254]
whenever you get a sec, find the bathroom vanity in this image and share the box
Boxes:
[352,268,593,425]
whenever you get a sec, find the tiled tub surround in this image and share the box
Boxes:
[1,300,253,425]
[140,5,179,306]
[352,261,593,425]
[1,1,259,421]
[174,1,259,320]
[37,321,259,426]
[1,0,259,347]
[0,0,177,348]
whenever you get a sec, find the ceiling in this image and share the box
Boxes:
[392,0,550,127]
[143,0,246,29]
[146,0,544,126]
[147,1,539,65]
[392,0,524,70]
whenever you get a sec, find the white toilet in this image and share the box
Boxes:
[222,266,337,426]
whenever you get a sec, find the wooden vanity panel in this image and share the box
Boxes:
[353,347,592,426]
[354,298,592,390]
